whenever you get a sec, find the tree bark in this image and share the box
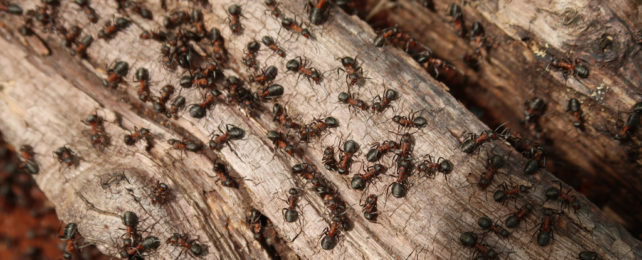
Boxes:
[0,0,640,259]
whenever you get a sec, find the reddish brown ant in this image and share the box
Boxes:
[523,145,544,175]
[119,236,160,259]
[361,194,378,222]
[209,124,245,151]
[351,164,385,190]
[267,130,296,156]
[227,4,243,34]
[168,138,203,154]
[167,233,204,257]
[129,2,152,20]
[247,209,264,240]
[448,4,465,37]
[151,181,170,204]
[614,102,642,140]
[547,58,589,79]
[261,36,286,57]
[242,40,261,71]
[544,182,581,213]
[97,17,130,40]
[212,163,237,187]
[567,98,584,129]
[167,95,186,118]
[121,211,141,247]
[139,30,166,41]
[58,25,81,48]
[255,84,284,101]
[82,114,109,148]
[59,223,78,259]
[286,57,322,84]
[372,89,398,113]
[373,26,398,47]
[124,127,153,151]
[265,0,282,18]
[397,133,414,160]
[273,103,301,129]
[188,90,221,118]
[320,220,340,250]
[392,113,428,129]
[460,124,509,154]
[74,0,98,23]
[209,28,228,62]
[282,188,300,223]
[505,204,533,228]
[337,140,359,174]
[338,92,368,111]
[281,17,312,39]
[0,3,22,15]
[53,146,79,168]
[366,140,399,162]
[298,117,339,141]
[477,217,509,238]
[536,208,557,246]
[459,232,498,259]
[102,61,129,88]
[152,85,174,114]
[493,184,530,203]
[133,68,151,102]
[478,154,504,189]
[163,10,189,28]
[19,145,39,174]
[417,155,454,178]
[307,0,330,25]
[390,158,412,198]
[72,35,93,57]
[322,147,338,171]
[250,65,278,86]
[337,56,364,87]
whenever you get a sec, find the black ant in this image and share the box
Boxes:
[416,155,454,178]
[337,140,359,174]
[53,146,79,168]
[249,65,278,86]
[242,40,261,71]
[351,164,385,190]
[281,17,312,39]
[338,92,368,111]
[286,57,322,84]
[166,233,204,257]
[282,188,300,223]
[134,68,151,102]
[74,0,98,23]
[212,163,237,187]
[477,217,509,238]
[97,17,130,40]
[102,61,129,88]
[19,145,39,174]
[298,117,339,141]
[361,194,378,222]
[267,130,296,156]
[273,103,301,130]
[337,56,364,87]
[209,124,245,151]
[505,204,533,228]
[227,4,243,34]
[307,0,330,25]
[261,36,286,57]
[366,140,399,162]
[459,232,498,259]
[151,181,170,204]
[372,89,398,113]
[188,90,221,118]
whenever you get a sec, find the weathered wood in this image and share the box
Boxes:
[377,0,642,236]
[0,0,640,259]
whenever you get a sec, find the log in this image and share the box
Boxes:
[0,0,640,259]
[375,0,642,237]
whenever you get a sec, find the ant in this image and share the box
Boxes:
[460,124,509,154]
[523,146,544,175]
[267,130,296,156]
[477,217,509,238]
[151,181,170,204]
[227,4,243,34]
[579,251,598,260]
[190,10,206,38]
[19,145,39,174]
[1,3,22,15]
[209,28,228,62]
[366,140,399,162]
[59,223,78,259]
[547,58,589,79]
[337,140,359,174]
[373,26,398,47]
[396,133,414,160]
[536,208,557,246]
[524,97,546,127]
[212,163,237,187]
[286,57,322,84]
[124,127,153,151]
[74,0,98,23]
[242,40,261,71]
[282,188,300,223]
[152,85,174,114]
[351,164,385,190]
[448,4,465,37]
[390,158,412,198]
[459,232,498,259]
[416,155,454,178]
[322,147,338,170]
[337,56,364,87]
[307,0,330,25]
[567,98,584,129]
[281,17,312,39]
[255,84,284,100]
[82,114,109,148]
[361,194,378,222]
[188,90,221,118]
[58,25,81,48]
[119,236,160,259]
[614,102,642,140]
[167,95,186,118]
[209,124,245,151]
[505,204,533,228]
[97,17,130,40]
[166,233,204,257]
[102,61,129,88]
[54,146,79,168]
[298,117,339,142]
[478,154,505,189]
[320,220,340,250]
[163,10,189,28]
[392,113,428,129]
[272,103,301,130]
[544,182,581,212]
[493,184,530,203]
[261,36,286,57]
[134,68,151,102]
[129,2,152,20]
[121,211,141,247]
[249,65,278,86]
[168,138,203,154]
[372,89,398,113]
[338,92,369,111]
[264,0,282,18]
[247,209,264,240]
